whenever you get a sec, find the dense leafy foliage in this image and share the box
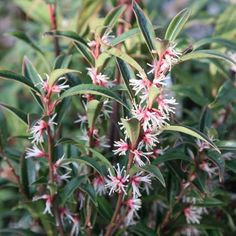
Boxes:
[1,1,236,236]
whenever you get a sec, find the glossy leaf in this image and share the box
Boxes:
[180,50,236,66]
[74,41,95,66]
[116,58,135,99]
[87,100,103,129]
[79,184,98,207]
[44,30,88,46]
[53,54,72,69]
[133,1,156,53]
[139,164,166,187]
[48,69,80,86]
[60,176,85,205]
[60,84,130,110]
[216,140,236,151]
[0,103,28,125]
[106,47,146,78]
[162,125,220,153]
[8,31,44,56]
[102,5,125,35]
[165,8,191,41]
[110,28,140,46]
[206,150,225,182]
[0,70,40,93]
[121,118,141,148]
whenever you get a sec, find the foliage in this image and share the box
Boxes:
[1,1,236,236]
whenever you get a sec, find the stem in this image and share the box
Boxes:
[105,153,134,236]
[47,128,65,236]
[48,1,60,57]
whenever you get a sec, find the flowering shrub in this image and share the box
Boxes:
[1,1,236,236]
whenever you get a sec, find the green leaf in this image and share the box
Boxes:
[133,1,156,53]
[216,140,236,151]
[44,30,88,46]
[97,196,113,220]
[74,42,95,66]
[193,37,236,50]
[138,164,166,187]
[79,184,97,207]
[23,57,42,87]
[8,31,44,56]
[148,85,159,108]
[209,80,236,108]
[0,70,40,93]
[60,176,85,205]
[48,69,80,86]
[165,8,191,41]
[88,148,113,170]
[162,125,220,153]
[128,222,156,236]
[206,150,225,182]
[199,107,212,132]
[225,159,236,173]
[121,118,141,149]
[153,151,192,165]
[116,58,135,99]
[106,47,146,78]
[87,100,103,129]
[102,5,125,35]
[0,103,28,125]
[64,157,105,176]
[110,28,140,46]
[60,84,130,110]
[53,54,72,69]
[180,50,236,66]
[22,57,44,108]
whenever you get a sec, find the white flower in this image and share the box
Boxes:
[87,67,112,87]
[199,161,217,178]
[105,164,129,195]
[156,94,177,116]
[74,114,87,126]
[93,176,106,196]
[140,129,159,149]
[25,145,46,159]
[113,139,129,156]
[184,206,207,224]
[29,114,57,144]
[196,139,210,152]
[131,172,152,197]
[38,74,69,94]
[124,197,142,226]
[33,194,53,216]
[70,215,80,236]
[129,77,151,96]
[131,147,153,167]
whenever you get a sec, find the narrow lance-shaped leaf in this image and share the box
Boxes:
[132,1,156,53]
[0,103,28,125]
[116,58,135,99]
[180,50,236,67]
[8,31,45,56]
[102,5,126,36]
[206,150,225,182]
[0,70,40,93]
[87,100,103,130]
[74,42,95,66]
[79,184,98,207]
[121,118,141,149]
[60,84,130,110]
[162,125,220,153]
[138,164,166,187]
[106,47,147,78]
[53,54,72,69]
[44,30,88,46]
[60,176,85,205]
[48,69,81,86]
[110,28,140,47]
[165,8,191,41]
